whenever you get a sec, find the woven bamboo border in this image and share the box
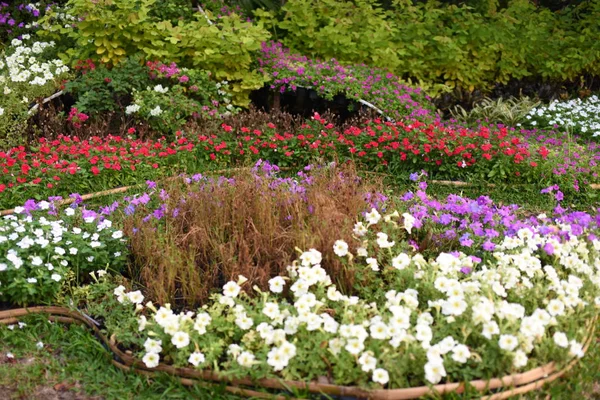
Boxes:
[0,306,596,399]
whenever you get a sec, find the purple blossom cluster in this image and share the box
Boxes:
[0,2,48,39]
[402,177,600,257]
[258,42,436,122]
[520,129,600,183]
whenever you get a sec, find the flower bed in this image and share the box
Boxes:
[65,57,237,134]
[258,42,436,122]
[111,185,600,392]
[1,165,600,396]
[0,306,596,399]
[2,113,599,210]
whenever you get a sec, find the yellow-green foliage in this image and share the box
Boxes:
[39,0,271,106]
[263,0,600,97]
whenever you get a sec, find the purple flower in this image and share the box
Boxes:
[146,180,157,189]
[69,193,83,205]
[409,172,419,182]
[153,205,166,220]
[482,240,496,251]
[400,192,414,201]
[460,266,472,274]
[555,191,564,202]
[159,189,169,201]
[459,233,473,247]
[543,243,555,255]
[81,209,98,220]
[23,199,37,214]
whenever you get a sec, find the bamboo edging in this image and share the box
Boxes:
[430,180,600,190]
[0,306,596,399]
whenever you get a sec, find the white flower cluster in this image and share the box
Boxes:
[0,206,126,303]
[1,36,69,88]
[121,209,600,388]
[153,84,168,94]
[125,104,140,115]
[525,95,600,137]
[149,105,163,117]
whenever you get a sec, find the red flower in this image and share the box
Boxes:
[91,166,100,175]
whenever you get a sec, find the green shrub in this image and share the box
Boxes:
[263,0,600,97]
[65,57,151,115]
[65,56,238,135]
[39,0,271,106]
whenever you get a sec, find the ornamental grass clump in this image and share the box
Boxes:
[122,161,385,307]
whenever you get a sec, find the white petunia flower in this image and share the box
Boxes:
[366,257,379,272]
[144,338,162,353]
[498,335,519,351]
[333,240,349,257]
[424,359,446,384]
[392,253,411,270]
[402,213,416,234]
[237,351,256,367]
[365,208,381,225]
[223,281,241,298]
[451,344,471,364]
[268,276,285,293]
[188,351,205,367]
[171,331,190,349]
[513,350,528,368]
[142,352,160,368]
[372,368,389,385]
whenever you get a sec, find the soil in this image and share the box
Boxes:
[0,384,103,400]
[1,352,102,400]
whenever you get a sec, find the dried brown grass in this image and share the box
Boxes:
[123,164,382,307]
